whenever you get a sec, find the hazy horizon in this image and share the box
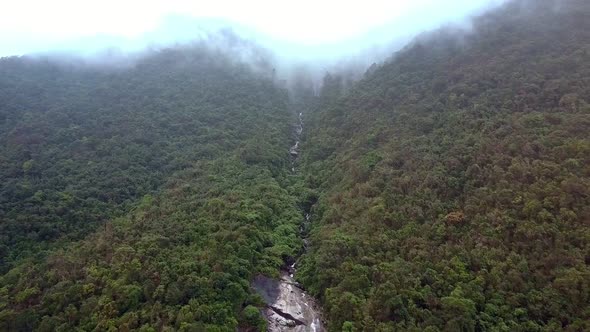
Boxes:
[0,0,507,60]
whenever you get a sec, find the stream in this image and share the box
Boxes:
[251,112,325,332]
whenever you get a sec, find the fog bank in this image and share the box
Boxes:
[1,1,507,58]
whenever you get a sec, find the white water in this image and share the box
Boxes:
[252,111,325,331]
[289,112,304,160]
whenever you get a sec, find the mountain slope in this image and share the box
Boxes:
[1,0,590,331]
[299,0,590,330]
[0,46,284,267]
[0,45,302,331]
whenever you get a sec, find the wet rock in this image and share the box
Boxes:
[253,111,324,331]
[252,272,324,332]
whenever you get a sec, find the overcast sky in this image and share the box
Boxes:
[0,0,507,57]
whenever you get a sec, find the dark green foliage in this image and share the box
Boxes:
[2,0,590,330]
[0,45,301,330]
[299,0,590,331]
[241,305,266,331]
[0,47,289,269]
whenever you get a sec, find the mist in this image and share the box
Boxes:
[0,0,510,87]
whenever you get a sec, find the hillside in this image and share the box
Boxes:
[0,45,303,331]
[299,0,590,331]
[1,0,589,331]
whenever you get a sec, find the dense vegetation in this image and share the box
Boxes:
[0,48,282,268]
[2,0,590,331]
[299,0,590,331]
[0,45,303,330]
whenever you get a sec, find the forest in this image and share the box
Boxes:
[0,45,303,330]
[0,0,589,331]
[299,0,590,331]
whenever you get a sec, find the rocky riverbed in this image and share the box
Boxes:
[251,111,324,331]
[252,269,323,332]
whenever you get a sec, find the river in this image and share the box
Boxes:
[251,112,325,332]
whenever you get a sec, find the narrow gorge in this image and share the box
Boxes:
[252,112,325,332]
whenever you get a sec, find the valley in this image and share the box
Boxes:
[0,0,589,331]
[251,111,325,332]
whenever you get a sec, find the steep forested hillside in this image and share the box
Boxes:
[0,46,302,330]
[0,48,284,268]
[1,0,590,331]
[299,0,590,331]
